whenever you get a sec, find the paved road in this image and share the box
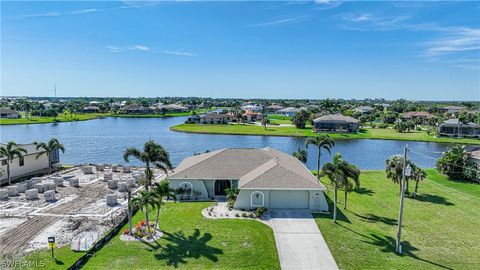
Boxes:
[269,210,338,270]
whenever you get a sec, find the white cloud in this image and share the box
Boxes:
[157,50,196,57]
[250,14,311,27]
[106,45,196,57]
[129,45,150,51]
[423,27,480,56]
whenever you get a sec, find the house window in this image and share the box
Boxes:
[250,191,265,207]
[19,157,25,167]
[179,182,193,196]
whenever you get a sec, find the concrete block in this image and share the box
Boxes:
[7,186,18,197]
[34,183,45,193]
[69,177,80,187]
[44,190,56,202]
[26,179,34,189]
[107,179,118,190]
[104,173,113,182]
[30,177,42,185]
[53,177,64,187]
[83,166,93,174]
[122,166,131,173]
[16,183,28,193]
[111,164,119,172]
[43,182,56,192]
[0,189,8,200]
[118,181,127,192]
[26,189,39,200]
[106,194,118,206]
[132,172,144,180]
[127,178,137,188]
[96,164,105,171]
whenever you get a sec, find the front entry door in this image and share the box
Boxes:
[214,180,231,196]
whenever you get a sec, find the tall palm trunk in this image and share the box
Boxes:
[144,208,151,238]
[7,161,11,185]
[127,191,133,236]
[333,185,338,224]
[316,149,321,179]
[344,187,348,210]
[154,197,162,231]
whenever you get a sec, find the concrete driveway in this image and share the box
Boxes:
[268,210,338,270]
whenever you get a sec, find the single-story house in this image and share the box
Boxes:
[0,143,59,185]
[169,148,328,211]
[120,104,153,114]
[353,106,374,114]
[402,111,434,123]
[156,104,189,113]
[277,107,304,117]
[439,106,466,114]
[243,110,263,122]
[200,113,232,124]
[467,147,480,167]
[265,104,284,114]
[0,108,21,119]
[241,104,263,112]
[313,113,360,133]
[82,106,101,113]
[437,118,480,138]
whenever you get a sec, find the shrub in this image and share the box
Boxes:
[235,213,240,217]
[241,213,248,218]
[255,207,267,217]
[249,213,256,218]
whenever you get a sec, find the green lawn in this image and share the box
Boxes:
[107,107,218,118]
[22,202,279,269]
[170,124,480,144]
[0,112,108,125]
[315,169,480,270]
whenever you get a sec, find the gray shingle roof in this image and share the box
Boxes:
[313,113,359,123]
[170,148,325,190]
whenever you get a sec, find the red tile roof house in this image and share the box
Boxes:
[168,148,328,211]
[243,110,263,122]
[402,111,434,123]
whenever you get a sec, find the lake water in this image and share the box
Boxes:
[0,117,461,170]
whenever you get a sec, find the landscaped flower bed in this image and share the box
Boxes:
[119,219,163,242]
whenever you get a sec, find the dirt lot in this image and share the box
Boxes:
[0,165,164,257]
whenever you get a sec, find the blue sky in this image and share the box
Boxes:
[1,1,479,100]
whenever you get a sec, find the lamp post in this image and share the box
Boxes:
[396,146,411,254]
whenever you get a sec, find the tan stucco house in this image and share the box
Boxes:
[169,147,328,211]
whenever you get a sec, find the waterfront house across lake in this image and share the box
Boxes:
[0,108,21,119]
[199,113,232,124]
[277,107,304,117]
[313,113,360,133]
[169,147,329,211]
[437,118,480,138]
[402,111,434,123]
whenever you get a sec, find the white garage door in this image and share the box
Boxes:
[269,190,309,209]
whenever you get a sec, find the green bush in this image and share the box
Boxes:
[255,207,267,217]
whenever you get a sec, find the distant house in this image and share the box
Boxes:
[82,106,101,113]
[265,104,284,114]
[88,101,100,106]
[278,107,304,117]
[467,147,480,167]
[243,110,263,122]
[120,104,153,114]
[403,111,434,123]
[0,108,20,119]
[439,106,466,114]
[437,119,480,138]
[0,143,59,185]
[169,147,328,211]
[187,114,201,124]
[353,106,374,114]
[200,113,232,124]
[241,104,263,112]
[156,104,189,113]
[313,113,360,133]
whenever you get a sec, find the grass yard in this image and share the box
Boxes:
[0,112,107,125]
[315,169,480,270]
[170,123,480,144]
[23,202,279,269]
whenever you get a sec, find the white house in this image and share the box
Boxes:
[0,143,58,185]
[169,148,328,211]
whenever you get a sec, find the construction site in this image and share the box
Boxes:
[0,164,164,258]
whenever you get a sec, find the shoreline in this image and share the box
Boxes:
[170,124,480,145]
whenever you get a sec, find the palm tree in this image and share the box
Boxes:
[34,138,65,174]
[151,181,176,231]
[305,134,335,178]
[321,153,342,224]
[123,140,172,190]
[385,155,406,194]
[132,190,156,238]
[0,142,27,185]
[292,148,308,163]
[411,165,426,198]
[261,117,270,130]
